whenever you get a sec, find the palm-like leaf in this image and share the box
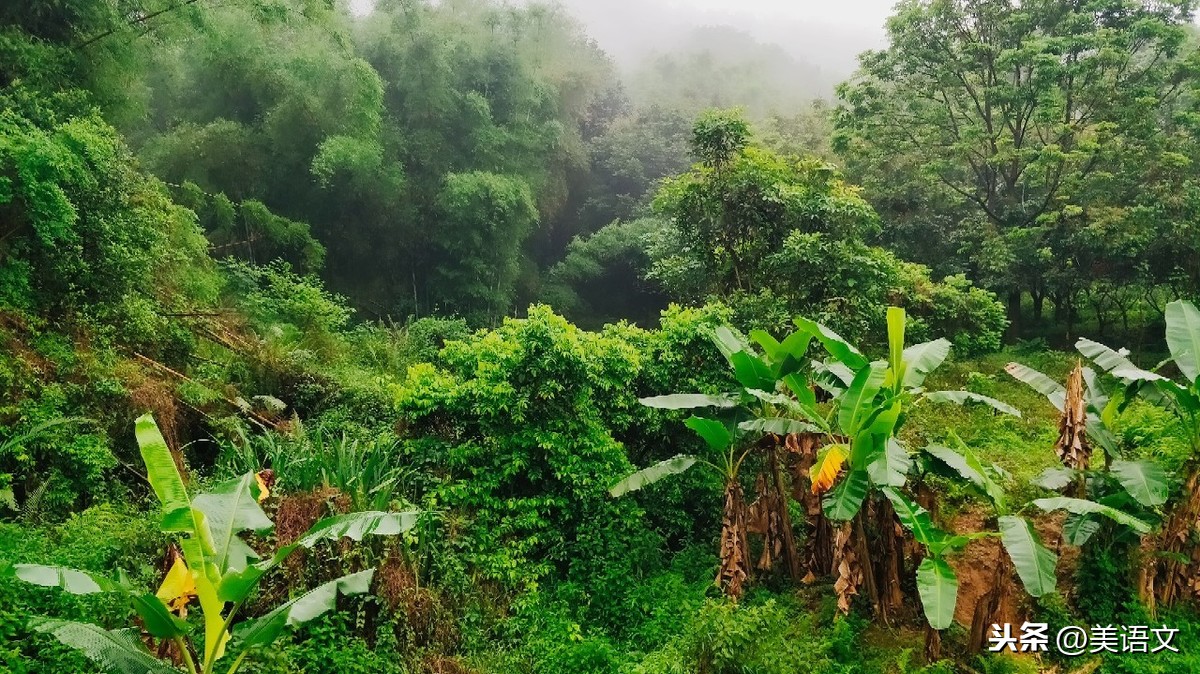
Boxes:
[193,473,272,574]
[924,390,1021,417]
[684,416,733,451]
[1063,512,1101,546]
[1110,459,1170,508]
[998,515,1057,597]
[1004,362,1066,411]
[1165,300,1200,383]
[1076,338,1138,373]
[135,414,192,528]
[903,339,951,389]
[1033,467,1075,491]
[136,414,227,662]
[823,469,868,520]
[916,558,958,630]
[30,619,180,674]
[923,442,1006,513]
[795,316,868,370]
[217,510,421,603]
[737,418,822,436]
[637,394,739,410]
[1033,497,1152,534]
[608,456,699,498]
[13,564,123,594]
[838,362,887,433]
[234,570,374,651]
[868,439,911,488]
[882,488,944,547]
[12,565,188,640]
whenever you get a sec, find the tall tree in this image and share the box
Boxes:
[835,0,1199,328]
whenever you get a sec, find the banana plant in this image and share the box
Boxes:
[914,432,1150,652]
[779,308,1014,637]
[610,324,819,597]
[1005,360,1169,547]
[801,308,1018,521]
[7,414,420,674]
[1074,299,1200,609]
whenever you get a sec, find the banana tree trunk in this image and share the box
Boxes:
[832,519,861,614]
[873,497,906,624]
[1154,465,1200,609]
[748,446,802,581]
[924,625,941,662]
[787,432,832,579]
[717,480,750,600]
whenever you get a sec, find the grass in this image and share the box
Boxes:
[906,348,1072,497]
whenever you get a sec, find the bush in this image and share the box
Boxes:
[395,306,660,591]
[542,218,670,330]
[223,258,353,358]
[0,504,165,673]
[634,598,845,674]
[0,108,217,327]
[743,232,1008,354]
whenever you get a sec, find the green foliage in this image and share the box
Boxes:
[395,305,657,589]
[649,117,878,299]
[244,613,408,674]
[577,108,692,231]
[175,183,326,275]
[835,0,1200,324]
[633,598,850,674]
[11,415,421,674]
[215,425,413,513]
[0,107,217,326]
[1095,607,1200,673]
[0,504,166,674]
[433,172,539,324]
[0,395,114,516]
[223,259,353,361]
[648,113,1007,352]
[9,1,1200,671]
[543,218,669,329]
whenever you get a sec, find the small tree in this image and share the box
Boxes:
[8,414,419,674]
[1074,299,1200,612]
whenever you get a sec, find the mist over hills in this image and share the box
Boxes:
[546,0,886,84]
[351,0,890,99]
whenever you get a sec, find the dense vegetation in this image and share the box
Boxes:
[3,0,1200,673]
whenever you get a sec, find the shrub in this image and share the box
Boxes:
[634,598,844,674]
[0,504,164,674]
[395,306,658,591]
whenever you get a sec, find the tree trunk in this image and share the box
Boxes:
[1154,464,1200,609]
[854,512,880,613]
[747,446,801,581]
[770,447,802,581]
[924,626,942,663]
[1006,289,1022,339]
[874,498,906,624]
[832,520,861,614]
[787,433,832,579]
[717,480,750,600]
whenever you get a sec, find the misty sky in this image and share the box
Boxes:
[350,0,897,81]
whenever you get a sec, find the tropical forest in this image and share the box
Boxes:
[4,0,1200,672]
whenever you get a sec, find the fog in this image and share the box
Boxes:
[349,0,896,95]
[546,0,891,76]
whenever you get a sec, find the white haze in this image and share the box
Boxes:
[349,0,897,92]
